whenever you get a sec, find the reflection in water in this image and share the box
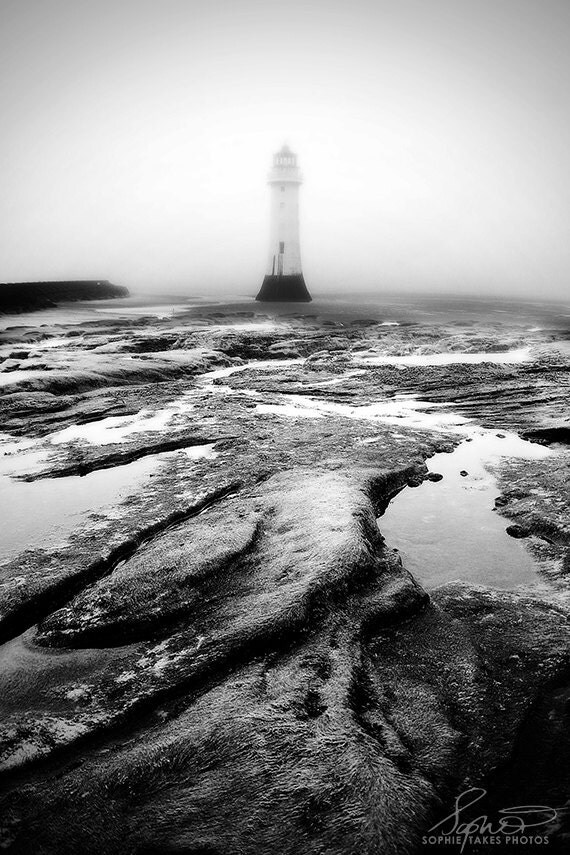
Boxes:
[0,444,218,564]
[250,387,552,589]
[378,432,551,589]
[0,455,161,563]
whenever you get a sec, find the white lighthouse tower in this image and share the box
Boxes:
[256,144,312,302]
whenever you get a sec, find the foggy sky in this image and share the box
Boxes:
[1,0,569,299]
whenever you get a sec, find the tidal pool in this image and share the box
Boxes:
[250,384,551,589]
[0,442,218,564]
[378,432,551,589]
[0,455,161,563]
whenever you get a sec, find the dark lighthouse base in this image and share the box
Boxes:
[255,274,312,302]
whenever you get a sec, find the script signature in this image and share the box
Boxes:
[427,787,557,851]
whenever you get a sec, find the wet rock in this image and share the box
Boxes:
[460,470,468,477]
[522,426,570,446]
[37,498,263,645]
[2,584,570,854]
[1,301,569,852]
[492,454,570,590]
[506,524,531,538]
[0,479,243,645]
[0,464,428,774]
[267,347,301,359]
[426,472,443,482]
[36,466,424,648]
[0,391,440,649]
[122,334,180,353]
[0,348,234,399]
[23,433,229,480]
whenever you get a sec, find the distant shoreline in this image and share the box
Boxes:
[0,280,129,315]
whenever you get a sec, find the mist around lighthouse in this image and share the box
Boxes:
[1,2,570,854]
[256,145,312,302]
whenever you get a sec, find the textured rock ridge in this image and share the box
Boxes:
[1,298,570,853]
[2,584,570,854]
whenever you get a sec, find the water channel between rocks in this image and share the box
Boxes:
[0,352,553,590]
[0,359,295,564]
[248,380,552,590]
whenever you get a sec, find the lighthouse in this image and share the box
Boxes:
[256,144,312,302]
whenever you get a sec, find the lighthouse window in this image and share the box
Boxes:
[280,202,285,208]
[280,186,285,192]
[279,242,285,253]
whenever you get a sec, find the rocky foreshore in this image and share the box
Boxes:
[0,296,569,853]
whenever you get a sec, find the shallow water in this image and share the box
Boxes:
[378,432,551,589]
[0,307,101,330]
[352,347,531,367]
[251,380,552,589]
[209,321,283,332]
[200,358,305,384]
[1,296,564,590]
[94,303,192,319]
[0,442,218,564]
[0,455,161,563]
[0,369,48,387]
[45,359,306,448]
[254,392,471,431]
[0,297,196,330]
[49,399,195,446]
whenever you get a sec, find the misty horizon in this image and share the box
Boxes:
[2,10,570,840]
[1,0,569,300]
